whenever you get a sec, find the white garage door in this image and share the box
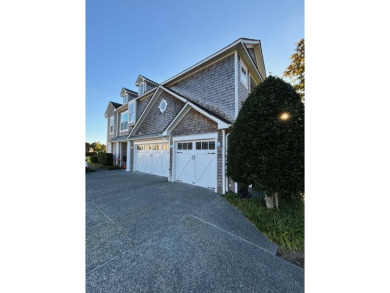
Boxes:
[175,140,217,190]
[135,143,169,177]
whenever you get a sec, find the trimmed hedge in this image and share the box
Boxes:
[97,152,113,166]
[90,156,98,163]
[86,152,97,157]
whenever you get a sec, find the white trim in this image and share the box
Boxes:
[187,101,230,129]
[172,132,218,142]
[133,138,169,145]
[126,141,131,171]
[234,51,238,119]
[160,86,187,103]
[163,101,230,136]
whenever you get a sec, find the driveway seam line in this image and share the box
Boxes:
[134,215,189,246]
[86,254,120,277]
[90,200,136,246]
[188,215,276,255]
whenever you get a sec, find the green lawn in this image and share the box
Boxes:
[222,193,304,252]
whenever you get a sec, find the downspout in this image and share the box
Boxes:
[222,130,226,194]
[225,132,231,193]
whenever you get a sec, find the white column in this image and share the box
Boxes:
[126,141,131,171]
[116,142,120,165]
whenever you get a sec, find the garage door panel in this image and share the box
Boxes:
[195,153,216,189]
[176,153,195,184]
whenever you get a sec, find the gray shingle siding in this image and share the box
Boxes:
[169,54,235,123]
[136,91,184,135]
[237,55,250,114]
[137,96,152,120]
[145,82,156,92]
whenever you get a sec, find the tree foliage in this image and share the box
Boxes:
[227,76,304,196]
[283,38,304,99]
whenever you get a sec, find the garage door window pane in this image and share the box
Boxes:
[196,142,201,150]
[178,143,182,150]
[209,141,215,149]
[183,143,187,150]
[202,142,208,150]
[187,142,192,150]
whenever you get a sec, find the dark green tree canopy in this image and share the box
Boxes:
[227,76,304,195]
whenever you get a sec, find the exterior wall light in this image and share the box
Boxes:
[280,112,290,120]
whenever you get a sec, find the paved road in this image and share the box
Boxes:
[86,169,304,292]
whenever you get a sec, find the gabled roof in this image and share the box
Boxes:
[135,75,159,86]
[120,87,138,97]
[104,101,122,117]
[127,85,231,139]
[161,38,266,86]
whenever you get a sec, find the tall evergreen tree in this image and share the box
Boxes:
[227,76,304,208]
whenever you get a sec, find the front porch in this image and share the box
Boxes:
[108,136,131,170]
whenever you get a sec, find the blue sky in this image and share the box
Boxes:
[86,0,304,144]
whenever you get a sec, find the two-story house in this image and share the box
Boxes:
[104,38,266,194]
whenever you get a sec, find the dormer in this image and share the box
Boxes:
[120,88,138,105]
[135,75,158,96]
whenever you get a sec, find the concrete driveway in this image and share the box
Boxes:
[86,169,304,292]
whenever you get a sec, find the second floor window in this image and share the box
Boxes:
[110,116,114,133]
[129,101,135,124]
[240,62,248,88]
[120,111,128,131]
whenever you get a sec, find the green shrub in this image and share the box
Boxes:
[97,152,113,166]
[86,152,97,157]
[90,156,98,163]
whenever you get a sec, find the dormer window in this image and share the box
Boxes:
[123,93,128,104]
[139,82,145,95]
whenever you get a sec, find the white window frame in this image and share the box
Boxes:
[128,100,136,124]
[240,62,248,89]
[123,93,128,105]
[139,81,145,95]
[120,111,129,132]
[109,116,114,134]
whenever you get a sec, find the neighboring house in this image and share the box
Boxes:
[104,38,266,194]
